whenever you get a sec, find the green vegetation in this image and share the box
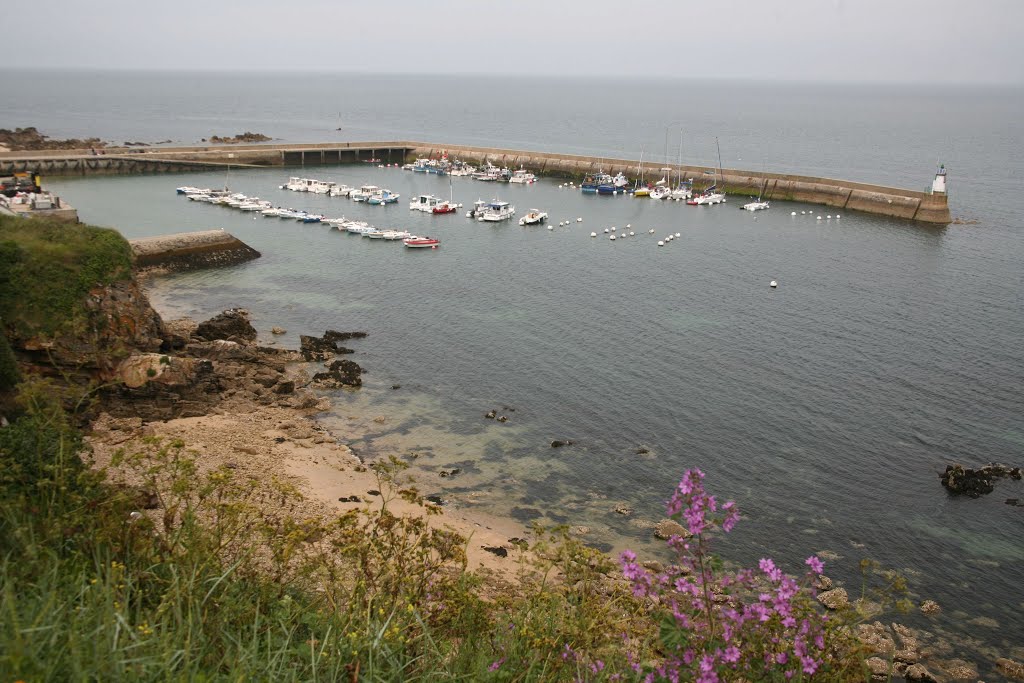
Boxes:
[0,214,133,340]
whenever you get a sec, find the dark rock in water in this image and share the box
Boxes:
[366,489,380,496]
[272,380,295,395]
[496,415,509,422]
[312,359,362,387]
[484,409,496,419]
[391,384,401,390]
[338,495,361,503]
[195,308,257,343]
[941,463,1022,497]
[323,330,368,342]
[300,334,338,362]
[508,537,529,549]
[551,440,575,448]
[482,546,508,558]
[1007,498,1022,507]
[426,494,444,506]
[439,468,461,478]
[636,447,650,455]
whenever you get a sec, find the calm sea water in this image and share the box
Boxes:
[5,70,1023,666]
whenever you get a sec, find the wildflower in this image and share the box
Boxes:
[488,657,505,672]
[721,645,741,664]
[805,555,825,575]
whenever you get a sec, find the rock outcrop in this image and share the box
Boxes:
[940,463,1022,497]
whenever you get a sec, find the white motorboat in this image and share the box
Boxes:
[350,185,380,202]
[478,200,515,222]
[509,167,537,184]
[409,194,441,212]
[519,209,548,225]
[741,200,770,211]
[329,184,353,197]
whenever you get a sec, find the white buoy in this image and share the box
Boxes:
[603,228,609,233]
[611,226,616,231]
[547,225,554,230]
[791,211,797,215]
[827,215,832,219]
[620,233,626,238]
[835,214,841,219]
[626,223,631,229]
[657,240,664,246]
[816,215,822,220]
[629,231,635,236]
[770,280,778,288]
[590,231,597,237]
[577,217,583,222]
[801,211,806,215]
[610,234,616,240]
[675,232,681,237]
[649,228,655,234]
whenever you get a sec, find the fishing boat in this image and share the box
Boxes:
[409,194,441,212]
[350,185,380,202]
[466,199,488,218]
[519,209,548,225]
[478,200,516,222]
[403,235,441,248]
[509,167,537,184]
[433,201,459,214]
[367,189,400,205]
[328,184,353,197]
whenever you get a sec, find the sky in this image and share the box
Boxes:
[7,0,1023,84]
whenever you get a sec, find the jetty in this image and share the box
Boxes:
[129,230,261,272]
[0,141,950,223]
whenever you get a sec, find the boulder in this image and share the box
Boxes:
[194,308,257,343]
[941,462,1022,497]
[919,600,940,615]
[817,587,850,610]
[323,329,367,342]
[997,658,1024,680]
[654,519,689,540]
[300,334,338,362]
[904,664,938,682]
[551,439,575,448]
[312,359,363,387]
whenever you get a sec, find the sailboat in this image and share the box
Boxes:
[633,146,650,197]
[433,171,460,214]
[670,133,693,201]
[742,176,770,211]
[687,138,727,205]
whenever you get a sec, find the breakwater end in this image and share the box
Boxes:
[130,230,260,273]
[0,141,950,223]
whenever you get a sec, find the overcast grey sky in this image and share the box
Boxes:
[8,0,1022,84]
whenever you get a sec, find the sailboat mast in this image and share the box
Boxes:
[715,137,723,189]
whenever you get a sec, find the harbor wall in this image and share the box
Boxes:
[0,141,950,223]
[129,230,261,273]
[406,143,951,223]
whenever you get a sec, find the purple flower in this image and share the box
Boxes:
[488,657,505,671]
[722,645,741,664]
[805,555,825,575]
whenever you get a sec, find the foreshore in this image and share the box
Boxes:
[86,292,533,582]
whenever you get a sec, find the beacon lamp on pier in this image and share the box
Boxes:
[931,164,947,194]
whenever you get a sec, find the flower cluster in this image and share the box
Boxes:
[621,469,829,681]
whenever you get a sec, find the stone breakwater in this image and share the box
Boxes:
[129,230,260,272]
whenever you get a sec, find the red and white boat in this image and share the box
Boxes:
[432,201,459,214]
[403,235,441,249]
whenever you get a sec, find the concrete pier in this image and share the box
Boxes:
[0,141,950,223]
[130,230,260,272]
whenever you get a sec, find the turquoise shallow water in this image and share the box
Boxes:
[14,70,1023,665]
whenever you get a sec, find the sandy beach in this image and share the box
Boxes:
[86,307,534,582]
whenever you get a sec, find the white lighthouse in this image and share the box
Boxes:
[931,164,947,194]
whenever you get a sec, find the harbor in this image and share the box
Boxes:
[0,140,951,223]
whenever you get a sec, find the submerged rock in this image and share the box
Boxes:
[653,519,689,540]
[312,359,363,387]
[817,587,850,610]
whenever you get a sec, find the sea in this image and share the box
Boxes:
[3,70,1022,668]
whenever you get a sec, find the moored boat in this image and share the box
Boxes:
[519,209,548,225]
[368,189,400,205]
[409,194,441,212]
[478,200,516,222]
[509,167,537,184]
[433,200,459,214]
[350,185,380,202]
[403,235,441,248]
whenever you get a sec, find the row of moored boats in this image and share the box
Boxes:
[174,186,440,248]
